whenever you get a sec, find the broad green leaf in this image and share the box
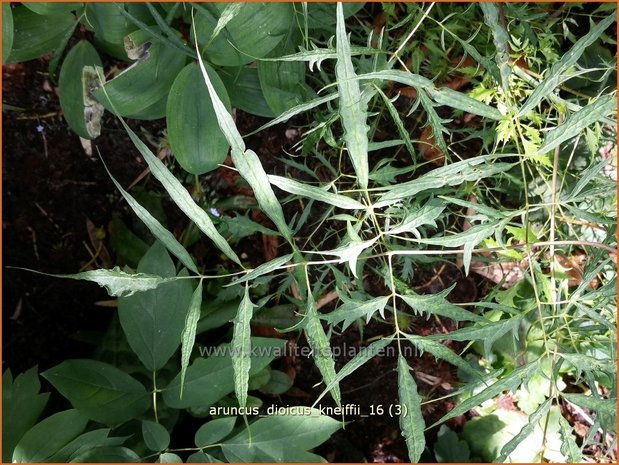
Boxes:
[313,336,394,406]
[83,3,143,45]
[159,452,183,462]
[232,286,253,409]
[433,425,471,462]
[42,360,150,425]
[48,428,125,463]
[12,409,88,463]
[303,2,365,28]
[336,2,369,190]
[429,315,523,357]
[192,2,292,67]
[358,70,503,120]
[23,2,82,15]
[180,281,203,397]
[305,295,341,406]
[261,370,294,395]
[2,4,13,65]
[187,451,222,463]
[538,94,617,154]
[93,39,186,116]
[142,420,170,452]
[387,200,445,236]
[402,334,481,377]
[221,409,341,462]
[518,14,616,117]
[125,92,168,120]
[195,417,237,448]
[230,253,293,286]
[59,40,103,139]
[2,368,50,462]
[219,66,275,118]
[397,356,426,463]
[268,175,366,210]
[234,150,294,242]
[114,116,241,265]
[376,157,513,207]
[7,7,75,63]
[431,360,538,427]
[54,266,175,297]
[163,338,286,409]
[480,3,511,93]
[220,214,280,242]
[258,27,306,115]
[496,398,552,462]
[167,62,230,175]
[73,446,140,462]
[106,165,198,273]
[118,242,194,371]
[321,295,389,330]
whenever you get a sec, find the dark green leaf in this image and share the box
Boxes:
[2,4,14,65]
[398,356,426,463]
[142,420,170,452]
[195,417,237,447]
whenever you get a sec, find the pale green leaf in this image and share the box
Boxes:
[538,94,616,154]
[195,417,237,448]
[268,174,366,210]
[480,3,511,93]
[418,89,450,156]
[402,334,481,377]
[558,416,583,463]
[230,253,293,286]
[322,295,390,330]
[336,2,369,190]
[232,286,253,409]
[180,281,203,397]
[387,200,445,236]
[518,14,616,117]
[397,356,426,463]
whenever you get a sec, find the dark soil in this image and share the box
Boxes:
[3,54,477,463]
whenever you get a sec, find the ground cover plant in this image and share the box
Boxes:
[2,1,617,463]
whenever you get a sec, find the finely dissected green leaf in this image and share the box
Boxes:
[142,420,170,452]
[268,175,366,210]
[357,70,503,120]
[195,417,237,448]
[58,267,175,297]
[221,409,341,462]
[416,222,497,275]
[305,295,341,406]
[167,62,231,175]
[2,368,50,462]
[496,398,552,462]
[322,295,390,330]
[401,289,483,323]
[234,150,294,242]
[320,235,378,279]
[336,2,369,190]
[118,242,194,371]
[193,2,293,67]
[562,393,617,428]
[397,356,426,463]
[59,40,103,139]
[538,94,616,154]
[232,286,253,409]
[163,338,286,409]
[106,164,198,273]
[377,157,513,207]
[418,89,450,157]
[387,200,445,236]
[429,315,522,357]
[7,6,75,63]
[12,409,88,463]
[2,4,13,65]
[431,361,538,427]
[402,334,480,377]
[480,3,511,93]
[114,117,241,265]
[374,85,416,157]
[558,416,583,463]
[93,39,186,116]
[518,14,616,117]
[230,253,293,286]
[180,281,203,397]
[313,336,394,407]
[42,360,150,425]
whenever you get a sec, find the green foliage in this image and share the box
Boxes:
[6,2,617,463]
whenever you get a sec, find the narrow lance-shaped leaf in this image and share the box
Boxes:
[336,2,369,190]
[268,175,366,210]
[232,285,253,409]
[180,281,203,397]
[230,253,293,286]
[304,294,341,406]
[518,14,616,117]
[480,3,511,93]
[538,94,616,154]
[402,334,482,378]
[103,157,198,273]
[313,336,393,407]
[398,356,426,463]
[418,89,450,157]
